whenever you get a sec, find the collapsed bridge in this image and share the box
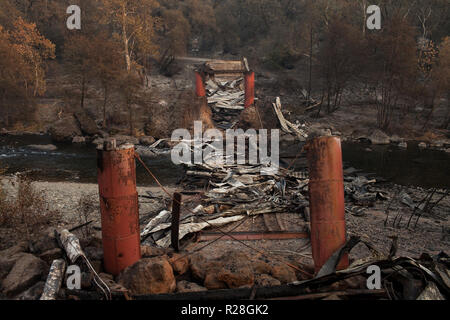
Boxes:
[194,58,255,130]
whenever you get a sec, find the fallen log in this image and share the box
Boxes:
[56,229,112,300]
[58,229,84,263]
[40,259,66,300]
[272,289,386,300]
[272,97,308,141]
[171,193,182,252]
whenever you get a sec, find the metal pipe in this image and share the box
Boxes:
[306,136,348,272]
[97,139,141,275]
[195,71,206,97]
[171,192,182,252]
[244,71,255,108]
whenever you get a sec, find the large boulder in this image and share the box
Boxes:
[306,123,333,139]
[351,129,371,142]
[139,136,156,146]
[390,134,404,143]
[72,136,86,144]
[0,241,28,257]
[251,259,272,275]
[190,251,255,289]
[254,274,281,287]
[1,254,47,296]
[204,273,227,290]
[117,257,176,295]
[216,251,254,289]
[189,253,213,281]
[48,115,82,143]
[176,280,207,293]
[28,144,58,151]
[368,129,390,145]
[98,273,128,293]
[238,106,261,129]
[168,253,189,275]
[140,245,166,258]
[16,281,45,300]
[111,135,139,146]
[0,242,29,281]
[251,256,298,284]
[39,248,63,265]
[74,110,98,136]
[30,232,59,255]
[269,262,298,284]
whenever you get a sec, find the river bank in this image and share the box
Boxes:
[0,153,449,299]
[1,170,449,256]
[1,132,450,188]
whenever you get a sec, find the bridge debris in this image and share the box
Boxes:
[40,259,66,300]
[195,58,254,129]
[272,97,308,141]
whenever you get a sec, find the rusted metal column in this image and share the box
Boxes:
[306,136,348,272]
[244,71,255,108]
[195,71,206,97]
[97,139,141,276]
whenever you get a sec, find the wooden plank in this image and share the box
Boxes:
[205,60,244,72]
[171,193,182,252]
[197,231,309,241]
[214,105,245,110]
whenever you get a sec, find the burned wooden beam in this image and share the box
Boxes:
[40,259,66,300]
[271,289,387,300]
[197,231,309,241]
[171,192,182,252]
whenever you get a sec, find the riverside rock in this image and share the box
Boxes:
[368,129,390,145]
[1,254,47,296]
[117,257,176,295]
[49,115,82,142]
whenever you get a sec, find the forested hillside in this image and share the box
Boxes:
[0,0,449,135]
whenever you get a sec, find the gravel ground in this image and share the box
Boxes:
[1,177,449,265]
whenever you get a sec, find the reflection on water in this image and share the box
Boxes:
[0,134,183,186]
[0,134,449,188]
[341,142,450,189]
[282,140,449,188]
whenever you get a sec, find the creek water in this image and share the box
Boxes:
[0,134,183,186]
[0,134,449,188]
